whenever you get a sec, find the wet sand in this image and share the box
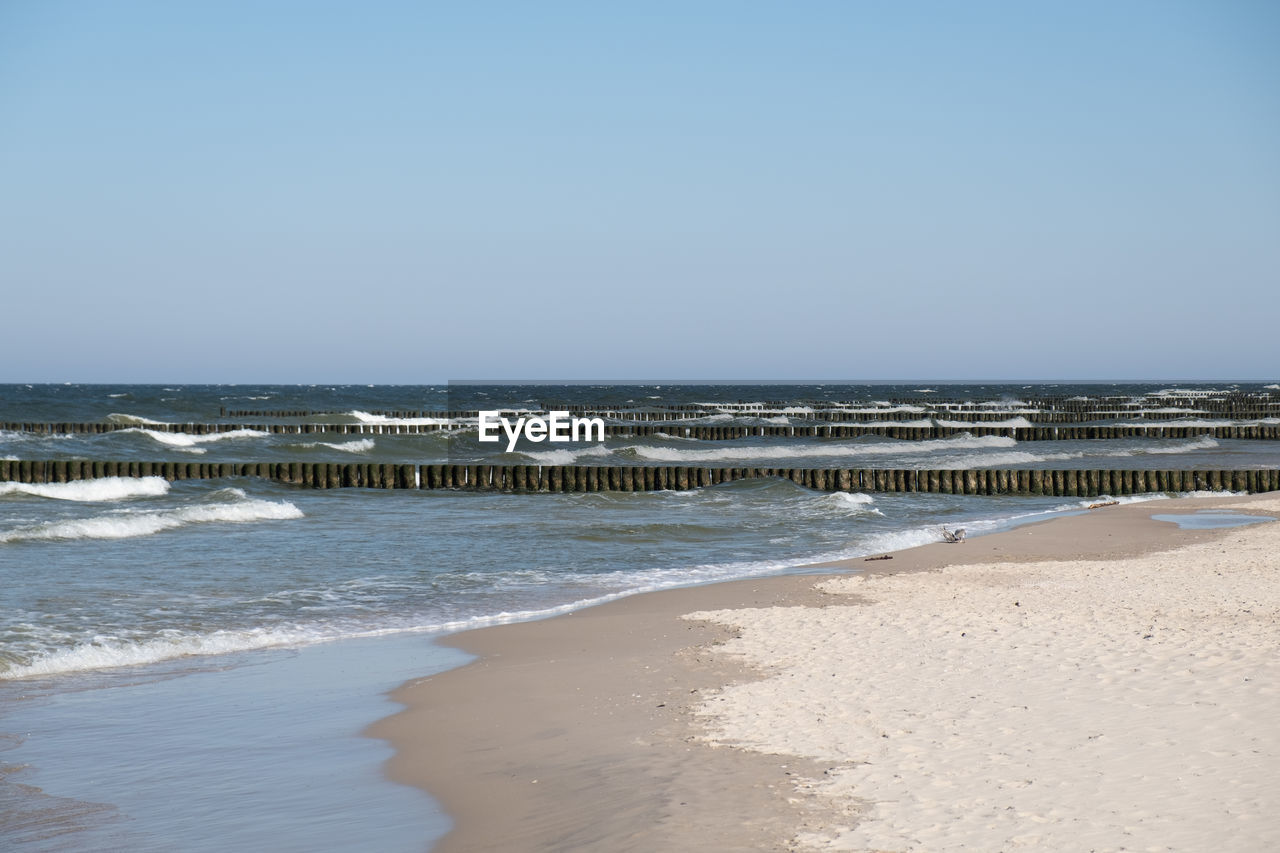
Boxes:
[370,493,1280,851]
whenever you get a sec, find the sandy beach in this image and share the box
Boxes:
[372,493,1280,852]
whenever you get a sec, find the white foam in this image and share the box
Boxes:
[825,490,876,506]
[1,625,328,679]
[937,416,1035,429]
[819,491,883,516]
[948,451,1068,468]
[0,477,170,502]
[1145,436,1219,454]
[521,443,613,465]
[947,436,1220,468]
[632,434,1016,464]
[0,496,302,543]
[293,438,376,453]
[348,410,449,426]
[855,526,952,555]
[1152,387,1232,398]
[106,412,170,425]
[124,427,268,454]
[831,418,935,429]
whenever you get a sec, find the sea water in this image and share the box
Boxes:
[2,382,1278,850]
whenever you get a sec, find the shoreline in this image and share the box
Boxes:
[369,492,1280,851]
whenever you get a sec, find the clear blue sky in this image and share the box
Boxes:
[2,1,1276,383]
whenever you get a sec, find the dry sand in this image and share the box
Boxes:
[372,494,1280,852]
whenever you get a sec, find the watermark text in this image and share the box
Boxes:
[477,411,606,452]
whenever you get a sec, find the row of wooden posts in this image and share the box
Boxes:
[3,459,1276,496]
[219,407,1280,423]
[7,422,1280,441]
[541,409,1280,423]
[544,394,1280,412]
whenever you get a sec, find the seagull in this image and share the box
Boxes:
[941,527,966,543]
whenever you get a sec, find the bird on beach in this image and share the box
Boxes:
[941,526,966,543]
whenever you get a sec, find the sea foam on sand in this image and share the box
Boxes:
[687,497,1280,852]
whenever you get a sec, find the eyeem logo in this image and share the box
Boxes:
[477,411,606,452]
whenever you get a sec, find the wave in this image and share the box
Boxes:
[0,583,712,678]
[0,477,170,502]
[937,416,1035,429]
[830,418,935,429]
[0,492,302,544]
[106,412,170,425]
[631,434,1017,464]
[944,444,1220,468]
[1151,387,1238,399]
[0,624,333,679]
[946,450,1064,468]
[835,493,1172,558]
[818,491,883,516]
[0,430,76,442]
[942,435,1220,468]
[1144,436,1219,454]
[1118,418,1280,428]
[867,403,929,413]
[291,438,376,453]
[520,443,613,465]
[348,410,449,426]
[825,490,875,506]
[123,427,268,454]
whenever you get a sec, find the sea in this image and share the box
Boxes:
[3,382,1279,851]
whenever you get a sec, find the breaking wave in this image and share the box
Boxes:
[631,434,1016,463]
[0,477,170,502]
[348,410,449,426]
[106,412,170,425]
[0,490,302,543]
[291,438,376,453]
[520,443,613,465]
[123,428,269,454]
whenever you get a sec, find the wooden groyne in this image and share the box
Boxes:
[219,409,478,419]
[6,421,1280,441]
[221,400,1280,424]
[9,421,1280,441]
[3,460,1276,496]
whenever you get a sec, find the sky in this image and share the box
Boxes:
[1,1,1277,383]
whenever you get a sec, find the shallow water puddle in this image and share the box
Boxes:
[1150,511,1275,530]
